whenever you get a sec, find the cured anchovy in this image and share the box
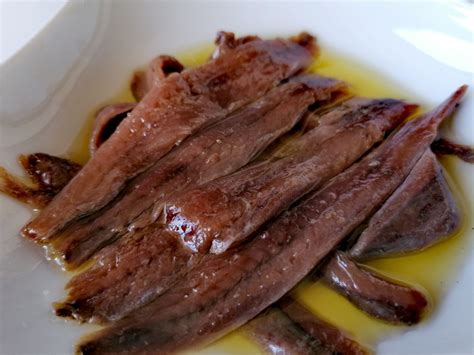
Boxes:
[278,296,369,354]
[55,227,200,323]
[321,252,428,324]
[77,87,467,354]
[165,98,416,254]
[54,77,346,321]
[0,154,81,209]
[431,137,474,163]
[23,33,314,242]
[211,31,260,59]
[349,150,460,260]
[131,55,184,101]
[245,297,367,355]
[319,150,454,324]
[90,103,136,154]
[212,32,316,60]
[244,308,330,355]
[19,154,81,194]
[49,75,345,269]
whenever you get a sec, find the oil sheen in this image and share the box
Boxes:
[68,45,472,354]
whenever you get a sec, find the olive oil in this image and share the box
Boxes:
[67,88,136,165]
[66,43,214,165]
[68,44,472,354]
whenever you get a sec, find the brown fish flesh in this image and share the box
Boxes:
[349,149,460,260]
[244,308,330,355]
[23,32,314,242]
[431,137,474,163]
[165,98,417,254]
[49,75,346,269]
[131,55,184,101]
[321,251,428,325]
[278,296,369,354]
[54,77,347,322]
[77,87,467,354]
[0,154,81,209]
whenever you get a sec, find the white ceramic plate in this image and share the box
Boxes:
[1,1,473,354]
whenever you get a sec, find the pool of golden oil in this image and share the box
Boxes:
[66,44,472,354]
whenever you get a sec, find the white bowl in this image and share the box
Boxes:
[0,1,473,354]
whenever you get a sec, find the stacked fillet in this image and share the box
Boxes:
[0,31,470,355]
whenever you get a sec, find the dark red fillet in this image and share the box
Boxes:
[349,149,460,261]
[279,296,369,354]
[54,227,201,323]
[244,308,331,355]
[321,252,428,325]
[90,103,136,154]
[24,32,314,242]
[165,98,416,254]
[431,137,474,163]
[0,154,81,209]
[131,55,184,101]
[49,75,345,270]
[77,87,467,354]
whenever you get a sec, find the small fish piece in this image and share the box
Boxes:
[321,251,428,325]
[165,98,417,254]
[23,32,314,243]
[431,137,474,163]
[77,87,467,354]
[131,55,184,101]
[278,296,369,355]
[49,75,345,269]
[0,154,81,209]
[244,308,330,355]
[319,149,454,324]
[18,153,81,195]
[90,103,136,154]
[349,149,460,261]
[211,31,260,59]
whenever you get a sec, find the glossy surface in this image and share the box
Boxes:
[77,86,465,353]
[165,97,413,254]
[24,35,313,243]
[0,1,472,354]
